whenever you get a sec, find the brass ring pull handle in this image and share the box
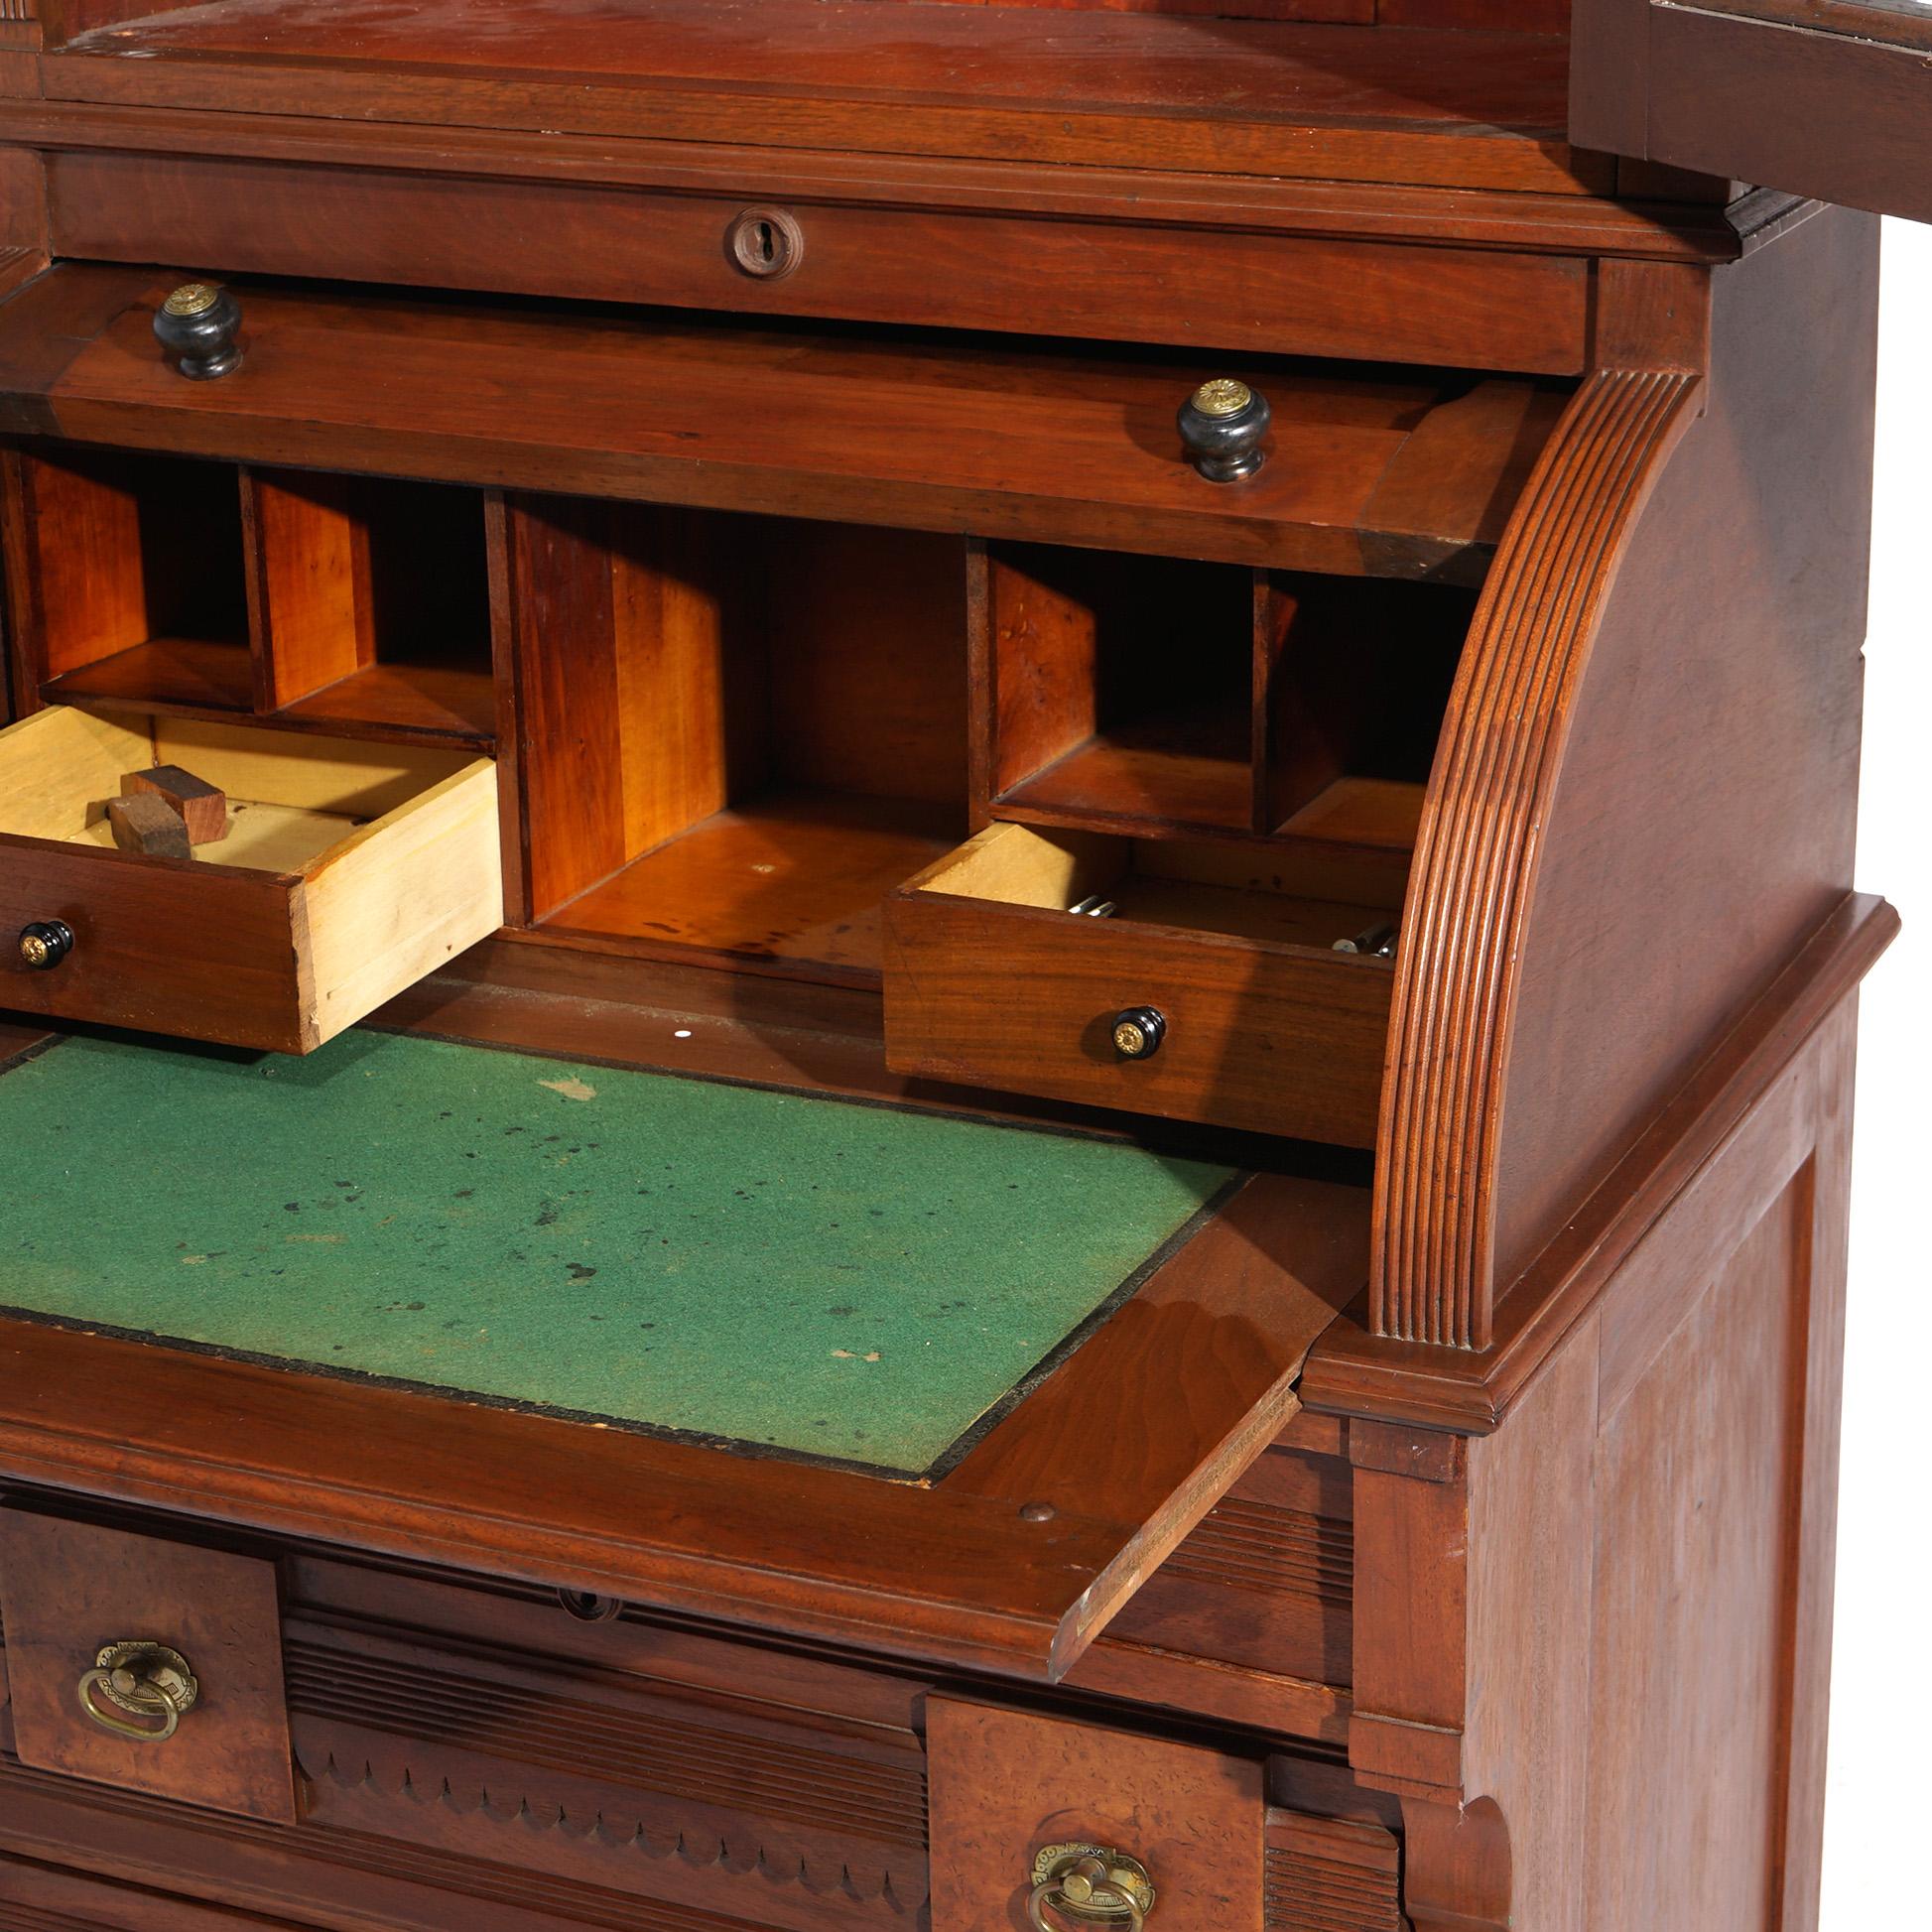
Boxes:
[1027,1846,1155,1931]
[76,1641,198,1744]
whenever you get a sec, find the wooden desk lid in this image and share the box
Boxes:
[0,265,1567,580]
[0,1022,1365,1681]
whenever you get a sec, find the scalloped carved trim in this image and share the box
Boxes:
[0,1747,839,1931]
[1373,367,1702,1350]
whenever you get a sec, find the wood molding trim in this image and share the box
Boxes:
[1371,364,1702,1350]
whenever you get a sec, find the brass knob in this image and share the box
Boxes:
[76,1641,198,1744]
[18,919,73,969]
[154,281,243,380]
[1111,1006,1166,1060]
[1029,1845,1156,1930]
[1177,377,1270,481]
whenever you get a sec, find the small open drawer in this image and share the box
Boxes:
[0,706,501,1052]
[883,824,1396,1146]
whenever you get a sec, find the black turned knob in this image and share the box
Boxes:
[1111,1006,1166,1060]
[153,283,243,380]
[1177,378,1270,482]
[18,920,73,970]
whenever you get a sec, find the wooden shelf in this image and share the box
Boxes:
[51,3,1600,194]
[275,661,496,746]
[43,637,253,715]
[1277,777,1427,852]
[998,719,1253,837]
[541,790,964,987]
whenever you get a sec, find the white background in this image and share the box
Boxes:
[1820,214,1929,1923]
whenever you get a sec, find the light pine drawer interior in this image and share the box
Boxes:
[0,706,501,1052]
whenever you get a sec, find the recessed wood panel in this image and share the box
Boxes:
[1584,1175,1814,1928]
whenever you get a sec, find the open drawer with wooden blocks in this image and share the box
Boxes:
[0,185,1899,1932]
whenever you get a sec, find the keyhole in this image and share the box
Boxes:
[727,206,804,281]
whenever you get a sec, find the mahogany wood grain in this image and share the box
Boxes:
[1488,215,1869,1331]
[0,268,1568,580]
[1087,1445,1353,1694]
[0,830,311,1049]
[40,639,254,716]
[503,493,966,975]
[42,5,1607,193]
[884,825,1393,1145]
[980,542,1254,836]
[1306,890,1895,1434]
[282,1618,931,1930]
[927,1697,1266,1932]
[0,1508,295,1822]
[1369,360,1704,1350]
[43,150,1595,375]
[947,1172,1365,1671]
[0,97,1775,263]
[545,792,961,989]
[241,466,368,712]
[0,1853,318,1930]
[1572,0,1932,223]
[1262,1808,1405,1932]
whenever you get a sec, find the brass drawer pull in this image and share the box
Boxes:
[154,282,243,380]
[1110,1006,1166,1060]
[1028,1845,1155,1930]
[76,1640,198,1744]
[1177,376,1270,481]
[18,919,73,969]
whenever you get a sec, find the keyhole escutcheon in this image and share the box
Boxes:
[727,206,806,281]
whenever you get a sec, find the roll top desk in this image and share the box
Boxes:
[0,3,1914,1927]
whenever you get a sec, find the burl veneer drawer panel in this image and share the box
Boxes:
[45,152,1590,376]
[0,707,501,1052]
[929,1697,1266,1931]
[0,1508,294,1823]
[883,824,1393,1144]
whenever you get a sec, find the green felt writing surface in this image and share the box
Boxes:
[0,1032,1234,1474]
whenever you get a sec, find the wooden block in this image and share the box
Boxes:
[122,763,228,843]
[105,792,193,859]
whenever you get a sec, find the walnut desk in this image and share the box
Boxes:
[0,3,1914,1927]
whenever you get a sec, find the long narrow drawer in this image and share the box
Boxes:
[0,707,501,1053]
[44,152,1591,377]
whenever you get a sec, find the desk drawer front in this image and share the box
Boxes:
[884,825,1393,1144]
[0,1509,293,1823]
[47,151,1590,377]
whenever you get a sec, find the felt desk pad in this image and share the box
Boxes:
[0,1032,1234,1476]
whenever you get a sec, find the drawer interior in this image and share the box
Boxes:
[906,822,1405,956]
[0,707,482,872]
